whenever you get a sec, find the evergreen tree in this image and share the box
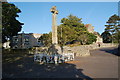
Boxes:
[105,14,120,43]
[2,2,24,43]
[101,31,112,43]
[58,14,96,45]
[39,15,97,46]
[39,32,52,47]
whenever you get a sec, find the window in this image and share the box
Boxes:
[24,36,29,42]
[13,38,18,43]
[24,42,29,45]
[25,38,29,42]
[15,38,18,41]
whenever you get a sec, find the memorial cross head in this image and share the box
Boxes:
[50,6,58,14]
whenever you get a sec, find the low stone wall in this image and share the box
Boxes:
[63,43,118,57]
[88,43,118,50]
[29,43,118,56]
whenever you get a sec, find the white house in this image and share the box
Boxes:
[11,32,43,49]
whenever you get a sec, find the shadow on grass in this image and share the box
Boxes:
[2,49,93,80]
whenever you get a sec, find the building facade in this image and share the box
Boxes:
[93,32,103,44]
[11,32,43,49]
[85,24,94,33]
[85,24,103,43]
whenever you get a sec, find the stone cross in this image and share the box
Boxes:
[50,6,58,45]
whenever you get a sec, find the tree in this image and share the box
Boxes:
[87,33,97,44]
[112,31,120,43]
[57,25,77,45]
[2,2,23,43]
[105,14,120,43]
[39,32,52,47]
[61,14,84,28]
[58,14,85,45]
[58,14,96,45]
[101,31,112,43]
[39,15,97,46]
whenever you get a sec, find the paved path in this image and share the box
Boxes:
[2,47,119,79]
[75,47,119,78]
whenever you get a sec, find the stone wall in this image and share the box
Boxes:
[63,43,118,57]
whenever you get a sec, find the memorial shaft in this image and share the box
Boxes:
[50,6,62,55]
[52,13,58,44]
[51,6,58,45]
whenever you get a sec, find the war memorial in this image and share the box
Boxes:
[34,6,74,64]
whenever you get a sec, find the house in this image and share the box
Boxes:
[85,24,103,43]
[11,32,43,49]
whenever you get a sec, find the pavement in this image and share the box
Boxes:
[2,47,119,79]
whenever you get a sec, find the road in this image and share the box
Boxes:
[75,47,119,78]
[2,47,119,79]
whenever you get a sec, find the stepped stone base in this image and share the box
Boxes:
[48,44,62,55]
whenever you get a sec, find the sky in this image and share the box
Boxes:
[8,0,120,2]
[11,2,118,34]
